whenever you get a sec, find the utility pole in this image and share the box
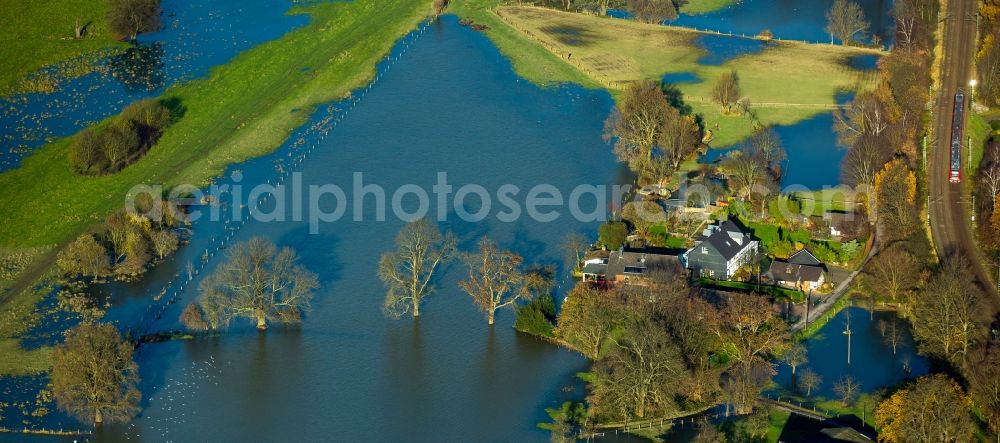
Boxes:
[844,311,853,365]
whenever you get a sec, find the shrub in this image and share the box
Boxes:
[69,129,109,175]
[122,99,171,131]
[102,119,142,170]
[598,221,628,250]
[514,294,556,338]
[180,303,209,331]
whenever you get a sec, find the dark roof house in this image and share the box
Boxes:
[766,249,826,291]
[581,248,682,285]
[682,220,759,280]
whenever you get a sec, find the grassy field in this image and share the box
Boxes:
[681,0,738,14]
[487,6,881,146]
[0,0,431,249]
[0,0,125,95]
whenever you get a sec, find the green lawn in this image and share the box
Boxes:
[766,409,791,442]
[0,0,125,95]
[491,5,881,146]
[0,0,431,249]
[969,111,998,175]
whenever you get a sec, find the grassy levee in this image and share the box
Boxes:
[451,0,600,88]
[480,6,881,146]
[0,0,431,250]
[0,0,430,374]
[0,0,124,95]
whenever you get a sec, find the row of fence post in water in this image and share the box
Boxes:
[129,19,435,339]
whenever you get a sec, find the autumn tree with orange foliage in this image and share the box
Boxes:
[873,158,918,241]
[875,374,974,443]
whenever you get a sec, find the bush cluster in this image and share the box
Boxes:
[69,100,171,175]
[57,193,185,280]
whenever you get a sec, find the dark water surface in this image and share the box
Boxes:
[700,112,848,189]
[773,307,930,399]
[675,0,894,44]
[0,0,307,171]
[70,16,622,442]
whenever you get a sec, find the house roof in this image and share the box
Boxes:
[589,249,682,281]
[695,220,753,261]
[788,249,822,266]
[767,260,824,283]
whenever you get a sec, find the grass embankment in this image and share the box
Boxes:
[450,0,600,88]
[0,0,431,249]
[483,6,881,146]
[681,0,738,15]
[0,0,431,374]
[0,0,124,95]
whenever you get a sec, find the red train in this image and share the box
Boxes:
[950,91,965,184]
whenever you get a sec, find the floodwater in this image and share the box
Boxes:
[773,307,930,399]
[0,0,308,171]
[1,16,628,441]
[675,0,894,44]
[700,111,850,189]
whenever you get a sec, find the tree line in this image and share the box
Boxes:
[69,99,173,175]
[556,278,789,425]
[57,192,183,280]
[832,0,1000,439]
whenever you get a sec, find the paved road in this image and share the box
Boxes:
[928,0,999,303]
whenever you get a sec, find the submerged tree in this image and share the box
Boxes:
[108,0,161,40]
[782,342,808,375]
[799,368,822,396]
[51,324,140,425]
[825,0,870,44]
[833,375,861,406]
[378,219,457,318]
[198,237,317,330]
[458,237,524,325]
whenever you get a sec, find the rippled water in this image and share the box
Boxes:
[2,16,628,441]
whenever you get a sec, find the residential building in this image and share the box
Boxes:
[581,248,683,286]
[681,220,758,280]
[765,249,826,291]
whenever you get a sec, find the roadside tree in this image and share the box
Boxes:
[912,258,986,365]
[875,374,974,443]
